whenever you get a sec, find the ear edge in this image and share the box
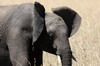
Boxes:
[70,14,82,37]
[52,6,82,37]
[34,1,45,18]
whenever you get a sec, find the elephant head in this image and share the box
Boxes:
[0,1,45,66]
[44,6,81,66]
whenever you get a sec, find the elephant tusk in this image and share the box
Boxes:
[24,57,31,66]
[12,58,22,66]
[11,57,31,66]
[57,55,62,66]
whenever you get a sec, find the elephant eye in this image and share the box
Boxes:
[49,32,56,40]
[21,27,33,33]
[21,27,33,38]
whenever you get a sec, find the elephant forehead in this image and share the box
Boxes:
[45,13,64,24]
[45,13,66,32]
[8,4,36,28]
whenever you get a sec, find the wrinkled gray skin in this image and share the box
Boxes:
[45,7,81,66]
[0,2,45,66]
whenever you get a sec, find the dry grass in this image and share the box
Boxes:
[0,0,100,66]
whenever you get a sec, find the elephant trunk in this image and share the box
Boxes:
[60,48,72,66]
[55,37,72,66]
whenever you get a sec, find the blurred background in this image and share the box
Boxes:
[0,0,100,66]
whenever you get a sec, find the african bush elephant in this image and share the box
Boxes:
[45,7,81,66]
[0,2,45,66]
[35,6,81,66]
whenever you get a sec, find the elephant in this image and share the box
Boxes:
[0,2,45,66]
[34,6,81,66]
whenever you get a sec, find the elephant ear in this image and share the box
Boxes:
[52,7,81,37]
[32,2,45,43]
[34,1,45,18]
